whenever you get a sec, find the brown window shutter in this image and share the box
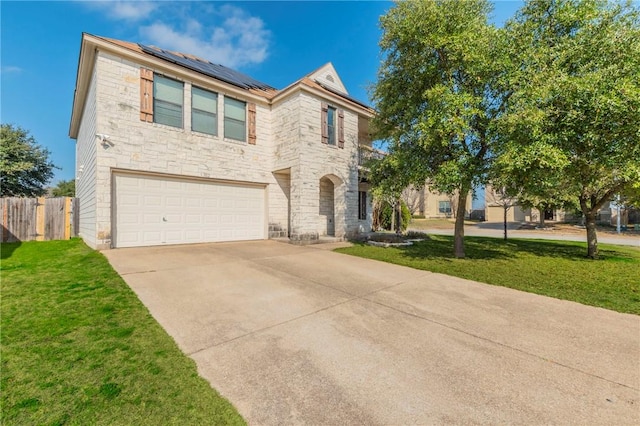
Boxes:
[248,103,257,145]
[321,102,328,144]
[140,68,154,122]
[338,109,345,149]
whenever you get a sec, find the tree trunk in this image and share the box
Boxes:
[585,210,599,259]
[503,206,508,240]
[454,190,468,258]
[538,207,545,228]
[390,200,395,232]
[395,199,402,234]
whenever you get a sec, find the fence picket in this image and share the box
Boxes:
[1,197,77,242]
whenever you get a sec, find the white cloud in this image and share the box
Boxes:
[139,5,270,68]
[1,66,22,74]
[86,1,158,21]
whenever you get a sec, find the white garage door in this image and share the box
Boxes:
[114,173,265,248]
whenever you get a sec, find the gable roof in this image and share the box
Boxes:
[306,63,348,95]
[70,33,373,138]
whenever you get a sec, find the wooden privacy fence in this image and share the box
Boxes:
[1,197,78,243]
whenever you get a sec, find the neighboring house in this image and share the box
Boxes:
[484,185,573,224]
[404,185,472,219]
[69,33,374,249]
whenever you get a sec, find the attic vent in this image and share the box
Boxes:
[326,74,335,83]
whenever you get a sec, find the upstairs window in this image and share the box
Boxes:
[321,102,345,148]
[224,97,246,141]
[327,106,337,146]
[154,74,183,128]
[192,86,218,135]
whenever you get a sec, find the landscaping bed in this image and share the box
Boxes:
[355,231,429,247]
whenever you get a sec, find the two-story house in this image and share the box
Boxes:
[69,33,374,249]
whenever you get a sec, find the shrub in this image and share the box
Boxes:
[405,230,429,239]
[379,200,412,232]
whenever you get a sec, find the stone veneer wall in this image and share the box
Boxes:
[78,50,370,248]
[91,52,277,248]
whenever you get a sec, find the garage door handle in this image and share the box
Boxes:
[163,217,167,222]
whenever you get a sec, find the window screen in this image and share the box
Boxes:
[224,97,246,141]
[192,87,218,135]
[154,75,183,128]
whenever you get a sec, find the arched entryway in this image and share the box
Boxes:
[318,174,344,237]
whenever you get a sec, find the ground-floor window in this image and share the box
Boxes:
[358,191,367,220]
[439,200,451,215]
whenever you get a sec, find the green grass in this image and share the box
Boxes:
[1,239,245,425]
[336,236,640,315]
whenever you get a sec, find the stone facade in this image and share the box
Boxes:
[70,34,373,249]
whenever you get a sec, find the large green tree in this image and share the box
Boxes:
[371,0,504,258]
[368,147,414,233]
[51,179,75,197]
[500,0,640,258]
[0,124,56,197]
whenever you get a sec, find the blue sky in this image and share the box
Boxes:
[1,0,523,192]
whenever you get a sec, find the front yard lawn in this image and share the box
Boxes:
[336,236,640,315]
[1,239,244,425]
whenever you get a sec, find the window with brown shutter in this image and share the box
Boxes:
[140,68,154,122]
[248,103,257,145]
[338,109,344,149]
[321,102,329,144]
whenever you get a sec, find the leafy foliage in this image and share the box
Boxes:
[0,124,56,197]
[51,179,75,197]
[378,200,412,232]
[371,0,505,257]
[499,0,640,258]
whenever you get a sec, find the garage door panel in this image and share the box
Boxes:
[141,231,162,243]
[185,197,202,208]
[143,195,162,207]
[203,215,218,224]
[185,214,202,224]
[161,230,182,243]
[119,213,140,224]
[144,179,163,190]
[143,213,162,223]
[220,199,234,209]
[165,196,183,207]
[203,199,218,208]
[165,181,182,191]
[114,174,265,248]
[185,229,201,239]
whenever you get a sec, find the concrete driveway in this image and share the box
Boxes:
[104,240,640,425]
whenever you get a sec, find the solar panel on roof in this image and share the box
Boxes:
[139,44,275,91]
[314,81,371,109]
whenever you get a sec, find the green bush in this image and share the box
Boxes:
[379,201,412,232]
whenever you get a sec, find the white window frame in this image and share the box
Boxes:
[153,74,184,128]
[191,86,218,136]
[224,96,246,142]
